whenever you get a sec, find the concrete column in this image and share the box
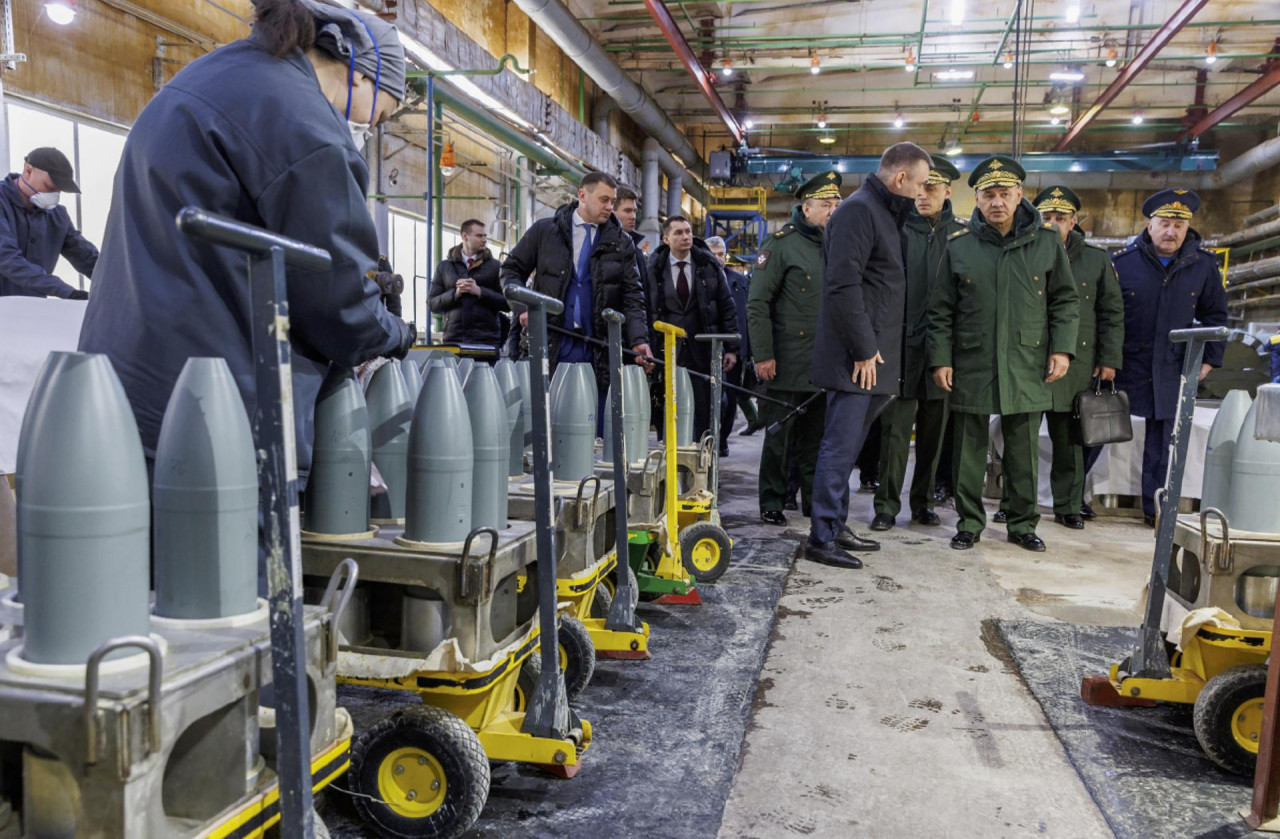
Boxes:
[666,173,683,218]
[640,138,661,236]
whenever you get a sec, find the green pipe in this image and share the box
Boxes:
[689,78,1257,94]
[406,54,533,77]
[515,156,525,240]
[622,50,1279,68]
[578,71,586,123]
[991,6,1018,66]
[1233,235,1280,258]
[434,101,443,272]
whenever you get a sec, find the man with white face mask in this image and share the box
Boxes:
[0,147,98,299]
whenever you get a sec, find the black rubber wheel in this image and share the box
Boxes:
[589,583,613,619]
[679,521,732,583]
[1193,664,1268,776]
[512,651,541,714]
[349,706,489,838]
[558,615,596,700]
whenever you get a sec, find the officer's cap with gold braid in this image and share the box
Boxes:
[796,170,843,201]
[1142,188,1200,220]
[926,155,962,186]
[967,155,1026,190]
[1033,185,1081,215]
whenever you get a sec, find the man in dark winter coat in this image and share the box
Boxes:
[872,155,966,532]
[429,219,508,350]
[805,143,933,570]
[1112,188,1228,524]
[1,147,98,299]
[649,215,739,440]
[500,172,651,395]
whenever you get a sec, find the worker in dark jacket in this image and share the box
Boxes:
[613,184,656,344]
[1111,188,1228,524]
[929,157,1079,553]
[649,216,739,440]
[78,1,414,474]
[1,147,97,299]
[1031,186,1124,529]
[499,171,651,396]
[429,219,508,350]
[806,143,933,570]
[872,156,965,531]
[706,235,753,457]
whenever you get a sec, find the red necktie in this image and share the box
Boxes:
[676,261,689,305]
[466,256,475,271]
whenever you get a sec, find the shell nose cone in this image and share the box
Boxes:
[367,362,413,520]
[1201,389,1252,512]
[494,360,524,478]
[406,364,474,543]
[400,357,424,404]
[153,357,258,620]
[1230,400,1280,534]
[551,363,598,482]
[17,352,151,664]
[305,367,371,536]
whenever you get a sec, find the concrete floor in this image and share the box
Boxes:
[711,419,1159,839]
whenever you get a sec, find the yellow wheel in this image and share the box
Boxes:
[378,747,448,819]
[679,522,732,583]
[1194,664,1268,776]
[349,706,489,837]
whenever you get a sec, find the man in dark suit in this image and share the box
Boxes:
[648,215,739,441]
[805,143,933,570]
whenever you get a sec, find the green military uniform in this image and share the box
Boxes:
[875,156,966,523]
[928,157,1079,541]
[1033,186,1125,518]
[747,171,840,514]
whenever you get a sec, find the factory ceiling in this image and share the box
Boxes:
[572,0,1280,156]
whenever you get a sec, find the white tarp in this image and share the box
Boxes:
[0,298,87,473]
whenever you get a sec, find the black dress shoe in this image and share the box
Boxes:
[933,486,952,503]
[1054,513,1085,530]
[859,479,880,492]
[912,509,942,526]
[951,531,980,550]
[992,510,1008,524]
[783,498,799,512]
[1008,533,1047,552]
[804,540,863,569]
[718,444,730,458]
[1079,502,1096,520]
[760,511,787,526]
[739,421,763,437]
[1143,514,1156,527]
[870,513,895,531]
[836,526,880,552]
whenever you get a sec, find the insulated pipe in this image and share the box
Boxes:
[666,173,684,218]
[507,0,705,175]
[641,139,662,234]
[594,95,616,143]
[1197,134,1280,191]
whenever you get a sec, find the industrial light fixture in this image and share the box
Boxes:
[949,0,964,26]
[934,68,974,81]
[1049,104,1070,115]
[44,1,76,24]
[744,118,755,130]
[904,48,916,71]
[439,143,457,178]
[1131,110,1144,125]
[721,57,734,78]
[810,52,821,75]
[817,113,828,129]
[1065,2,1080,24]
[1050,116,1062,126]
[1205,42,1218,65]
[818,134,837,145]
[1002,51,1015,69]
[1049,69,1085,82]
[1105,45,1118,67]
[893,112,905,128]
[944,144,963,157]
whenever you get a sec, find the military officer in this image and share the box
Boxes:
[1032,185,1124,528]
[1112,188,1228,525]
[872,155,966,531]
[748,171,841,526]
[928,156,1079,552]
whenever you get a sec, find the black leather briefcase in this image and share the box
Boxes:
[1072,377,1134,447]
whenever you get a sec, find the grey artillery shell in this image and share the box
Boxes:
[516,360,534,454]
[306,367,371,536]
[406,363,474,543]
[153,358,258,620]
[401,587,451,654]
[17,352,151,664]
[464,365,510,529]
[675,366,695,446]
[367,363,413,520]
[494,360,524,478]
[400,357,424,405]
[1201,390,1252,513]
[456,357,475,386]
[1229,401,1280,534]
[624,365,651,464]
[552,362,597,481]
[549,360,570,408]
[13,352,63,583]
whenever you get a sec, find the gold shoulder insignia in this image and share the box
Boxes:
[950,228,969,238]
[775,227,789,237]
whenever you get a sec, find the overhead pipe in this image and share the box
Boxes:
[1196,133,1280,190]
[640,0,743,146]
[1053,0,1211,151]
[666,172,684,218]
[1245,205,1280,227]
[508,0,708,184]
[640,138,662,234]
[1182,64,1280,140]
[594,94,617,143]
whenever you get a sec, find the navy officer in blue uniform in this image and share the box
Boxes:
[1111,188,1228,525]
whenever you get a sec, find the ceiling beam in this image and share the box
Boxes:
[1051,0,1210,151]
[1181,54,1280,139]
[642,0,744,144]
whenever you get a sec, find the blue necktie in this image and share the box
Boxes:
[573,224,595,328]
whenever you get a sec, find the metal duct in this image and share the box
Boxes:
[667,173,684,218]
[641,139,662,234]
[1197,134,1280,190]
[594,95,616,144]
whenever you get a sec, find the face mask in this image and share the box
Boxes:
[349,122,372,150]
[20,176,60,210]
[341,24,382,150]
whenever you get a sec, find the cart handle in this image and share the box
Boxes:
[654,320,688,339]
[694,333,741,343]
[319,558,360,663]
[1200,507,1232,571]
[575,475,602,530]
[176,207,332,271]
[84,635,164,766]
[1169,326,1230,343]
[504,284,565,315]
[459,527,500,600]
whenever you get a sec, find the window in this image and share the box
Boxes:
[389,210,494,342]
[5,100,127,292]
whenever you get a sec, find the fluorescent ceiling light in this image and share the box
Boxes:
[1131,112,1144,125]
[818,135,837,145]
[949,0,964,26]
[1065,3,1080,24]
[398,34,535,131]
[1050,116,1061,126]
[45,1,75,24]
[934,68,974,81]
[1049,70,1085,82]
[1049,104,1070,115]
[744,119,754,130]
[944,146,963,157]
[893,114,905,128]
